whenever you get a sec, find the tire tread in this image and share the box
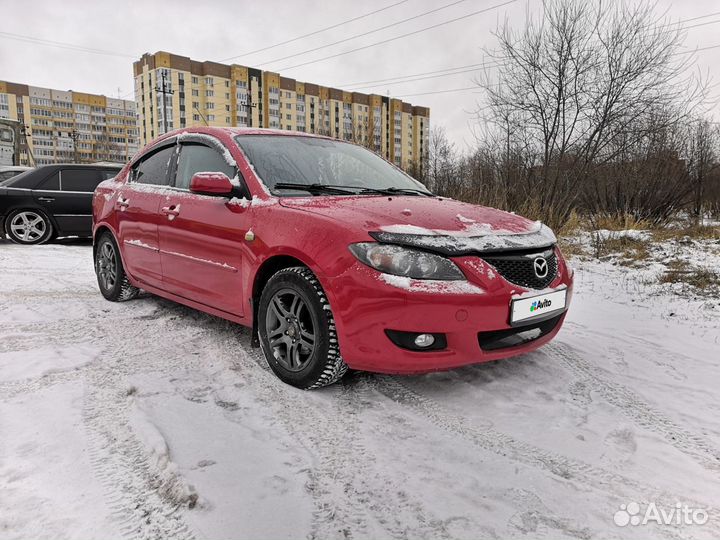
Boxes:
[263,266,348,389]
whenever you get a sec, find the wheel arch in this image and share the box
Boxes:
[250,254,315,347]
[92,224,116,258]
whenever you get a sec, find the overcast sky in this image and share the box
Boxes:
[1,0,719,149]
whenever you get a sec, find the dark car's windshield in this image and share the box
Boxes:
[234,135,431,196]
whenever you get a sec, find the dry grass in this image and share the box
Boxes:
[589,213,654,231]
[659,268,720,292]
[596,235,652,265]
[651,223,720,242]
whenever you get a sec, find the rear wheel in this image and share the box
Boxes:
[5,209,53,245]
[94,232,139,301]
[258,267,347,389]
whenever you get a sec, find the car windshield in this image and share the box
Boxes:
[234,135,431,196]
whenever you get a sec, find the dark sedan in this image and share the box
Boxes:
[0,164,121,244]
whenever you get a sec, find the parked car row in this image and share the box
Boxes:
[0,164,121,243]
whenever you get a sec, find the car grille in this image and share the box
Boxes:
[482,249,558,290]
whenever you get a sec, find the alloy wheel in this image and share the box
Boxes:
[265,289,317,372]
[96,242,117,291]
[9,211,47,243]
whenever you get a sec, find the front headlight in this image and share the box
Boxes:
[349,243,465,280]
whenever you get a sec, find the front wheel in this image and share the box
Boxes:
[258,267,347,389]
[5,209,53,245]
[94,232,139,302]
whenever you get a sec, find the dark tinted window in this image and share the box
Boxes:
[61,169,102,192]
[132,145,175,186]
[175,143,236,190]
[38,172,60,191]
[0,171,17,183]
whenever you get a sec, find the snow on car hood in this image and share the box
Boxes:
[279,195,556,254]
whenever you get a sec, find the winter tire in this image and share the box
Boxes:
[5,209,53,245]
[95,232,139,302]
[258,266,348,389]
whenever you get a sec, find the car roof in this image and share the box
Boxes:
[34,163,122,170]
[156,126,334,143]
[3,164,121,189]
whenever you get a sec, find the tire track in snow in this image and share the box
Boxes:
[138,297,458,539]
[370,375,720,532]
[546,341,720,472]
[184,316,455,540]
[79,316,209,540]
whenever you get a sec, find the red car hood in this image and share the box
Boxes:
[279,195,540,236]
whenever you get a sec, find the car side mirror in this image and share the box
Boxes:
[189,172,234,195]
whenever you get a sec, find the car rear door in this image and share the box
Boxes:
[116,141,177,289]
[158,137,250,316]
[49,168,110,236]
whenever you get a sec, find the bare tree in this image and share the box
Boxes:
[479,0,708,226]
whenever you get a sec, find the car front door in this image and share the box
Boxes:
[158,137,250,316]
[115,141,177,289]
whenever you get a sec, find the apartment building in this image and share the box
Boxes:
[0,80,139,166]
[133,51,430,172]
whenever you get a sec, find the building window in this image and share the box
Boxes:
[205,77,214,86]
[192,76,199,84]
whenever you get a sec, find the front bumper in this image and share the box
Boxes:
[327,251,573,374]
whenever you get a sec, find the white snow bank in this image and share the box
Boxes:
[128,400,200,509]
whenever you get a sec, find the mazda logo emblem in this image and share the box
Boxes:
[533,257,548,278]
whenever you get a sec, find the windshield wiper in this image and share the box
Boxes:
[358,187,434,197]
[272,182,358,195]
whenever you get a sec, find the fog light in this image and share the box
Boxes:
[413,334,435,348]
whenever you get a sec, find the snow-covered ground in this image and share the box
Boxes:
[1,237,719,540]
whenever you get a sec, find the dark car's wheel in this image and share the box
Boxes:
[5,209,53,245]
[258,267,348,389]
[94,232,139,302]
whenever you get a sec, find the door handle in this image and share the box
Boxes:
[161,205,181,219]
[38,197,55,202]
[116,196,130,209]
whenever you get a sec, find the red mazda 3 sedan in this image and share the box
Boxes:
[92,127,573,389]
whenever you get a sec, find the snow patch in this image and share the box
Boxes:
[379,274,485,294]
[456,214,476,224]
[125,239,156,250]
[376,224,557,254]
[227,195,278,208]
[0,343,99,383]
[380,220,543,238]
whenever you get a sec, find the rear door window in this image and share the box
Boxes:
[131,145,175,186]
[61,169,102,192]
[37,172,60,191]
